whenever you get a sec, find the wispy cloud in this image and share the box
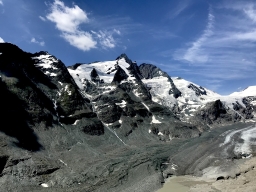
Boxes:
[244,5,256,22]
[173,2,256,87]
[39,16,46,21]
[221,1,256,23]
[31,37,45,46]
[0,0,3,6]
[46,0,120,51]
[149,29,178,40]
[0,37,4,42]
[168,0,190,19]
[91,29,121,49]
[175,7,215,63]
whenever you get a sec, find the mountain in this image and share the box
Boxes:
[0,43,256,192]
[67,54,199,141]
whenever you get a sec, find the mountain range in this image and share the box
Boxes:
[0,43,255,192]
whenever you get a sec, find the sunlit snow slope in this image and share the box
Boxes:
[172,78,256,122]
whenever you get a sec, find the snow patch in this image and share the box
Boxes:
[116,100,127,108]
[41,183,49,188]
[103,123,127,146]
[64,85,72,95]
[142,102,161,124]
[171,163,178,170]
[158,132,164,136]
[142,102,150,111]
[152,116,161,124]
[234,125,256,156]
[72,120,80,125]
[44,71,57,76]
[33,54,58,70]
[59,159,67,166]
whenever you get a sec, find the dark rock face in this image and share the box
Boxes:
[232,98,255,119]
[90,68,100,83]
[97,104,123,123]
[139,63,181,98]
[67,63,82,70]
[0,156,9,174]
[139,63,161,79]
[203,99,227,121]
[80,118,104,135]
[112,66,128,84]
[0,43,102,140]
[189,100,241,130]
[31,51,93,118]
[187,83,207,96]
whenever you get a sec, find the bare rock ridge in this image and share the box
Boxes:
[0,43,256,192]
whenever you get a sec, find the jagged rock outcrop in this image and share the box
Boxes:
[189,100,242,130]
[139,63,181,98]
[0,43,103,140]
[233,99,255,119]
[112,66,128,84]
[187,83,207,96]
[90,68,100,83]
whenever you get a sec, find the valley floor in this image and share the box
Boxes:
[158,157,256,192]
[157,122,256,192]
[2,122,256,192]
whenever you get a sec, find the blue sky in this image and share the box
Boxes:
[0,0,255,95]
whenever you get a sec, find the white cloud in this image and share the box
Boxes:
[31,38,45,46]
[39,16,46,21]
[46,0,95,51]
[0,37,4,42]
[46,0,89,33]
[61,32,96,51]
[0,0,3,6]
[46,0,120,51]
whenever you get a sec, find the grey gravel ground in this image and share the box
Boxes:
[1,122,255,192]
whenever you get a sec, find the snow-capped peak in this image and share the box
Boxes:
[229,86,256,97]
[67,57,134,90]
[172,77,220,99]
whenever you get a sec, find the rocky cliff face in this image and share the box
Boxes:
[0,43,255,192]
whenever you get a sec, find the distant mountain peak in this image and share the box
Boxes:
[116,53,133,64]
